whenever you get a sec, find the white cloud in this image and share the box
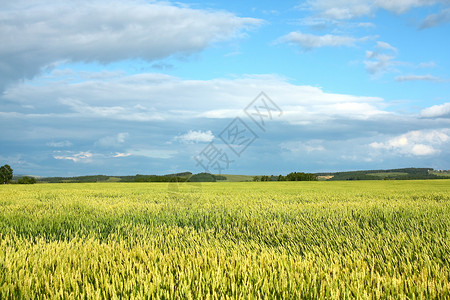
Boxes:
[376,41,397,52]
[0,0,261,91]
[420,103,450,118]
[411,144,437,155]
[96,133,129,147]
[113,153,132,158]
[310,0,373,20]
[418,61,436,68]
[370,129,450,156]
[420,8,450,29]
[365,43,442,78]
[200,109,242,119]
[281,140,326,153]
[116,133,128,143]
[54,151,92,162]
[357,22,376,28]
[340,154,373,162]
[46,140,72,147]
[60,98,164,121]
[176,130,215,143]
[320,102,386,118]
[395,74,442,82]
[375,0,438,14]
[306,0,444,20]
[3,72,388,125]
[278,31,360,51]
[364,41,399,75]
[128,149,177,159]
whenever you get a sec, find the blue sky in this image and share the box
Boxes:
[1,0,449,176]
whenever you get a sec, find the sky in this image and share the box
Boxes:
[1,0,450,177]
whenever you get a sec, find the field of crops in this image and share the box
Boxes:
[0,180,449,298]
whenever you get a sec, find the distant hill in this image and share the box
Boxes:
[38,172,222,183]
[316,168,448,181]
[164,172,192,178]
[35,168,449,183]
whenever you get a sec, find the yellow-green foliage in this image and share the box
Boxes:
[0,181,449,298]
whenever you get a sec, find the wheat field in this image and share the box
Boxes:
[0,180,449,299]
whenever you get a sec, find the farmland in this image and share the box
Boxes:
[0,180,449,298]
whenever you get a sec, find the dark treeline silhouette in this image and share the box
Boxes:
[254,172,317,181]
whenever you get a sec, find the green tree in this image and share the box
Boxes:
[188,173,216,182]
[285,172,318,181]
[261,175,270,181]
[18,176,37,184]
[0,164,13,184]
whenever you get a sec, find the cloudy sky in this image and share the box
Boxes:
[1,0,449,176]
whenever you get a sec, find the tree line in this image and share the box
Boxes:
[253,172,317,182]
[1,165,317,184]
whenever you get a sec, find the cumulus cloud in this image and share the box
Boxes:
[370,129,450,156]
[53,151,92,162]
[3,72,389,125]
[0,0,261,91]
[176,130,215,143]
[278,31,361,51]
[420,103,450,118]
[395,74,442,82]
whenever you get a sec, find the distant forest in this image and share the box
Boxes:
[11,167,450,184]
[36,172,318,183]
[316,168,448,181]
[36,172,226,183]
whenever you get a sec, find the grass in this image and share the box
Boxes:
[0,180,449,298]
